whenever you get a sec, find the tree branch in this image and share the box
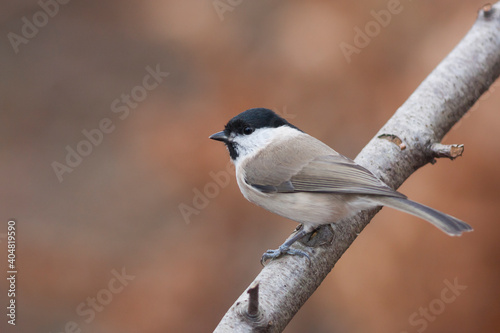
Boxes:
[215,3,500,332]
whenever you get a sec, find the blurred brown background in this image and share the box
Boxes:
[1,0,499,332]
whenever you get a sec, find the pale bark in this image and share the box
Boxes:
[215,4,500,332]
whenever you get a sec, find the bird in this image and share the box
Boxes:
[209,108,472,263]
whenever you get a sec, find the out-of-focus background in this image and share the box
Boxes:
[1,1,499,332]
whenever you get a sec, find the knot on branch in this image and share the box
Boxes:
[481,3,495,19]
[298,224,335,248]
[378,134,407,150]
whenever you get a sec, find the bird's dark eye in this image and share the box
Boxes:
[243,126,254,135]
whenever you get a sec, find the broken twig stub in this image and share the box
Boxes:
[430,143,465,160]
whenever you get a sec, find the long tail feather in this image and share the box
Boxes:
[372,196,473,236]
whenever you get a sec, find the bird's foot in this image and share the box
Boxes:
[261,244,310,265]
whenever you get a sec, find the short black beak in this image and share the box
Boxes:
[209,131,229,142]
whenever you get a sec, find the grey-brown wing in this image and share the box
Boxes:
[243,133,332,190]
[286,154,406,198]
[244,135,405,198]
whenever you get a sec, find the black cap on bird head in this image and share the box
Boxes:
[209,108,300,159]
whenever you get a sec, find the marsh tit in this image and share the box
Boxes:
[210,108,472,263]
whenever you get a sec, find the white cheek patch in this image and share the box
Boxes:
[232,126,300,166]
[233,128,274,157]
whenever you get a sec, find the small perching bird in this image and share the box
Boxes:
[210,108,472,263]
